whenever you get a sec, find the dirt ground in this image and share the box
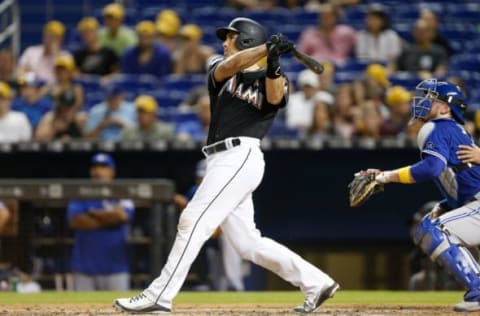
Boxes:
[0,304,461,316]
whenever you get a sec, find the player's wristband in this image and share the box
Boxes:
[396,166,415,184]
[266,57,281,79]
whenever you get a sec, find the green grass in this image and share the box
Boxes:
[0,291,464,305]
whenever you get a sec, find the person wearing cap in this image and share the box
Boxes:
[18,20,73,84]
[176,93,211,142]
[155,9,181,53]
[120,20,171,78]
[298,3,356,65]
[74,17,119,76]
[67,153,135,291]
[355,3,402,64]
[11,72,53,129]
[99,3,137,57]
[0,82,32,143]
[84,84,136,141]
[393,18,448,78]
[42,55,84,110]
[121,95,174,142]
[173,24,214,75]
[352,63,391,120]
[382,85,412,136]
[35,90,87,142]
[286,69,334,131]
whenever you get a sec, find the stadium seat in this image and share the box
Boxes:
[75,75,102,94]
[388,72,420,89]
[162,75,206,92]
[110,74,162,93]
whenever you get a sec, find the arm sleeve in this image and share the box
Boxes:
[67,200,87,222]
[410,154,446,183]
[206,54,226,91]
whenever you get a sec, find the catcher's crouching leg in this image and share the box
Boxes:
[413,216,480,290]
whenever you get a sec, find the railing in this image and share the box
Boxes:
[0,0,20,57]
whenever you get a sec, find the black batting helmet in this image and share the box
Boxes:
[216,17,267,50]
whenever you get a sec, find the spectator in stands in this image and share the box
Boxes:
[355,3,402,64]
[74,17,119,77]
[307,101,334,142]
[18,21,72,84]
[35,90,87,142]
[176,94,210,142]
[84,84,136,141]
[121,95,174,142]
[11,73,52,129]
[420,9,453,57]
[68,153,134,291]
[42,55,84,110]
[173,24,215,75]
[286,69,334,131]
[0,201,9,232]
[353,64,390,120]
[354,101,385,140]
[121,21,171,78]
[304,0,359,10]
[0,82,31,143]
[99,3,137,57]
[298,3,356,65]
[393,19,448,78]
[155,9,181,53]
[332,83,357,139]
[383,86,411,136]
[0,49,16,83]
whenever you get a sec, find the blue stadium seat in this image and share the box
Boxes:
[388,72,420,90]
[84,92,105,110]
[75,75,102,94]
[335,71,363,84]
[140,6,187,22]
[162,75,206,92]
[337,59,371,72]
[150,89,187,108]
[449,54,480,72]
[290,9,318,26]
[110,74,162,93]
[267,119,299,139]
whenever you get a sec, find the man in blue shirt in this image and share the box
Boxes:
[11,73,52,128]
[84,84,137,141]
[176,94,210,143]
[120,20,171,78]
[68,153,134,291]
[357,79,480,312]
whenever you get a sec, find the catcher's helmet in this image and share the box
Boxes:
[216,17,267,50]
[411,79,467,124]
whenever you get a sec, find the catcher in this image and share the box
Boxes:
[350,79,480,312]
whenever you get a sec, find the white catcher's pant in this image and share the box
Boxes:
[144,137,334,308]
[438,199,480,247]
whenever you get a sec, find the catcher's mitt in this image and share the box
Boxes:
[348,171,384,207]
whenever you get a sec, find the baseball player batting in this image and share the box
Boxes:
[114,17,338,314]
[351,79,480,312]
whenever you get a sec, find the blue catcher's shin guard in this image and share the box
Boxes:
[413,216,480,291]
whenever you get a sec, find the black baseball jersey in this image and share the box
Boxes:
[206,55,288,145]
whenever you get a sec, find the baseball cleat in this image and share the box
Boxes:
[454,300,480,312]
[293,282,340,313]
[114,293,171,314]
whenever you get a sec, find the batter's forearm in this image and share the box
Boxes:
[265,77,286,105]
[214,45,267,82]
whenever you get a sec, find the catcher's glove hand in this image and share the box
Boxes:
[348,170,384,207]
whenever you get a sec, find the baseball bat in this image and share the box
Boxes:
[291,49,324,75]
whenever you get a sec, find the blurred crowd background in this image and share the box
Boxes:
[0,0,479,147]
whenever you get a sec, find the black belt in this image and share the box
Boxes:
[203,138,241,155]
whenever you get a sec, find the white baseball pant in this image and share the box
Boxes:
[144,137,334,308]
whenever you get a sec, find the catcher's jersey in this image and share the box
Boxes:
[417,118,480,208]
[206,55,288,145]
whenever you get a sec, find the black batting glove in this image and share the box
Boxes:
[266,34,294,59]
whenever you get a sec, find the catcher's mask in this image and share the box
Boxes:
[411,79,467,124]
